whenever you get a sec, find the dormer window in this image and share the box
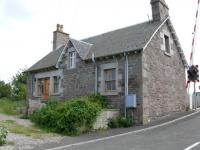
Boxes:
[164,35,170,53]
[69,51,76,69]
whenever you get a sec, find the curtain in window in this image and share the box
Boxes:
[104,68,116,91]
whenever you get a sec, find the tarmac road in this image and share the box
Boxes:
[43,112,200,150]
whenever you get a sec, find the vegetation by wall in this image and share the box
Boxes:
[30,96,102,135]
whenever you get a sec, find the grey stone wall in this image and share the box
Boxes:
[62,53,96,99]
[53,31,69,51]
[62,52,143,123]
[151,0,169,21]
[27,69,63,101]
[142,23,187,124]
[27,73,35,100]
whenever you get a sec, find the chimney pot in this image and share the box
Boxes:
[53,24,69,51]
[56,24,60,31]
[151,0,169,21]
[60,25,63,32]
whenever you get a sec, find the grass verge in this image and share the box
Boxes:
[0,98,26,115]
[0,120,58,139]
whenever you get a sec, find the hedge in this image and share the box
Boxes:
[30,97,102,135]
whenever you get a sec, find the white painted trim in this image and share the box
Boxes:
[143,17,170,50]
[56,44,68,68]
[184,142,200,150]
[46,110,200,150]
[166,19,188,67]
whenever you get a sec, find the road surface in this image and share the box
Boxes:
[44,112,200,150]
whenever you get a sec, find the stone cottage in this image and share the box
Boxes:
[27,0,188,124]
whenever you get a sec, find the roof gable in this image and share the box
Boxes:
[70,38,92,59]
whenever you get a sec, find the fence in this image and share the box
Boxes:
[190,93,200,109]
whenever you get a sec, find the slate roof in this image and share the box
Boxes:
[28,18,187,72]
[70,38,92,59]
[83,20,163,59]
[28,45,64,72]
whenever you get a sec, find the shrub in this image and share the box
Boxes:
[88,93,107,108]
[11,69,27,101]
[30,101,59,129]
[117,116,134,128]
[108,116,134,128]
[0,126,8,145]
[30,97,102,136]
[0,80,11,98]
[107,118,118,128]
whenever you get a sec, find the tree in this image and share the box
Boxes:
[0,80,11,98]
[11,69,27,101]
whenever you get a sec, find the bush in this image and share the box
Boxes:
[108,116,134,128]
[0,81,11,98]
[11,69,27,101]
[30,101,59,130]
[30,97,102,135]
[117,116,134,128]
[0,126,8,145]
[108,118,118,128]
[88,93,107,108]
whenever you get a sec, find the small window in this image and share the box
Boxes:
[37,79,44,96]
[164,35,170,53]
[53,76,59,93]
[69,51,76,69]
[104,68,116,91]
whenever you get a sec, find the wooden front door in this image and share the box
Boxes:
[43,79,49,100]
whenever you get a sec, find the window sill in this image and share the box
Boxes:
[51,93,60,96]
[67,68,76,71]
[34,96,43,98]
[164,52,172,57]
[101,91,119,96]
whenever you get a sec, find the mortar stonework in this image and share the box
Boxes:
[142,24,187,123]
[62,52,143,123]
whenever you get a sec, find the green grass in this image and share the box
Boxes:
[0,98,26,115]
[0,120,58,139]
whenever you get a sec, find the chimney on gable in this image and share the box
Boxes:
[53,24,69,51]
[151,0,169,21]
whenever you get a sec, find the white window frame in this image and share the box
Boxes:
[37,79,44,97]
[53,76,60,94]
[104,68,117,92]
[100,63,119,96]
[160,29,173,56]
[69,51,76,69]
[164,35,170,53]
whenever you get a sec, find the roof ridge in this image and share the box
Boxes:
[82,20,152,41]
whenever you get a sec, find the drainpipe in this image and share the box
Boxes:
[92,53,98,93]
[124,52,129,118]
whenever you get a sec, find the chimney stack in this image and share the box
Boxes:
[53,24,69,51]
[151,0,169,21]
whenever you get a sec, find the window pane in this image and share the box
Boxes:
[104,68,116,91]
[105,68,116,81]
[53,76,59,93]
[164,35,170,53]
[69,52,75,68]
[111,81,116,90]
[37,79,44,96]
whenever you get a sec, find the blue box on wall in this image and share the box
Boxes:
[126,94,137,108]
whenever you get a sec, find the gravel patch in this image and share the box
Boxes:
[0,114,63,150]
[0,133,63,150]
[0,114,32,127]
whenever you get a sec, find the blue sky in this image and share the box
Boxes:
[0,0,199,91]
